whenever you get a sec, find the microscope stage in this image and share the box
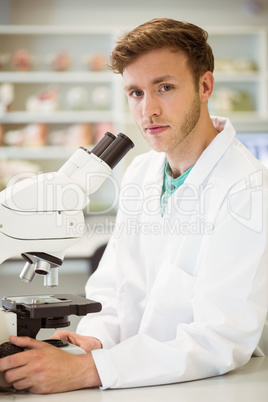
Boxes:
[2,294,102,319]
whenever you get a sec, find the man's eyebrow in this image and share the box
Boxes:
[123,84,138,93]
[151,75,176,84]
[124,75,176,92]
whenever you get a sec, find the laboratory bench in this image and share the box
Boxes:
[0,356,267,402]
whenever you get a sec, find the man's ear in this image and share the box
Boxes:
[199,71,214,102]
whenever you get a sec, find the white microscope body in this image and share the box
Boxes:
[0,132,133,279]
[0,132,134,382]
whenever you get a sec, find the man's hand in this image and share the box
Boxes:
[0,335,102,394]
[50,330,102,352]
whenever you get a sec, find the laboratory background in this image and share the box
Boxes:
[0,0,268,336]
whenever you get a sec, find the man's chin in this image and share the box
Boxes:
[143,137,168,153]
[147,143,169,153]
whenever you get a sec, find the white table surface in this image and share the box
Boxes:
[0,356,267,402]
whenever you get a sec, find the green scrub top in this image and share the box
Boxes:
[161,160,194,216]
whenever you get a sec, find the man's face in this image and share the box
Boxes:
[123,47,201,155]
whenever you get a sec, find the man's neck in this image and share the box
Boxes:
[166,115,219,179]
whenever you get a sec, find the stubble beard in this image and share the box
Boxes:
[140,93,201,153]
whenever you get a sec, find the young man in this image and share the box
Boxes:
[1,18,268,394]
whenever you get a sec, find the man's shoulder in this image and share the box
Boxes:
[119,150,165,188]
[125,150,165,179]
[130,149,162,166]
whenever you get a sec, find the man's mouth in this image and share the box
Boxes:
[145,124,169,135]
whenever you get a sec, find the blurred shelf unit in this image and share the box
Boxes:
[0,111,115,124]
[0,24,268,164]
[205,26,268,132]
[0,25,129,214]
[0,25,125,165]
[0,145,74,160]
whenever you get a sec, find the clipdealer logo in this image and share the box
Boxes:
[67,170,266,238]
[66,217,214,239]
[227,170,264,233]
[4,167,265,236]
[121,217,214,237]
[3,170,120,215]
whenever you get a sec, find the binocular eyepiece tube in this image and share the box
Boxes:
[59,131,134,188]
[90,132,116,157]
[91,132,134,169]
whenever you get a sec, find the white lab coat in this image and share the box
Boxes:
[77,117,268,389]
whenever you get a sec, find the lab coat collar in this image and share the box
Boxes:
[142,116,236,189]
[184,116,236,187]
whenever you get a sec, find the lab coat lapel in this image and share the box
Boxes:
[157,117,237,276]
[186,117,236,188]
[141,151,165,219]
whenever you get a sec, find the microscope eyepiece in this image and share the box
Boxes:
[78,131,134,169]
[98,133,134,169]
[91,132,116,157]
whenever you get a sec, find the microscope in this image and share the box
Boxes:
[0,132,134,387]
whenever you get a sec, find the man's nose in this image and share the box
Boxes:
[142,94,161,118]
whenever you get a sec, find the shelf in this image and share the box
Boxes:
[218,111,268,122]
[212,112,268,132]
[0,145,78,160]
[0,25,118,35]
[1,25,265,36]
[1,71,262,85]
[204,26,268,35]
[213,72,262,82]
[0,71,115,83]
[0,111,115,124]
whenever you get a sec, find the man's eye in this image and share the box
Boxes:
[160,85,172,92]
[131,90,143,98]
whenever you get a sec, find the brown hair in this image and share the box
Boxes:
[108,18,214,87]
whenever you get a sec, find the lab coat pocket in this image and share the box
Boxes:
[140,262,196,342]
